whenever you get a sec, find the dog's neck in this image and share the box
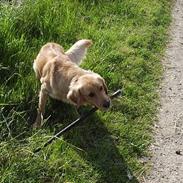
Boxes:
[69,70,93,88]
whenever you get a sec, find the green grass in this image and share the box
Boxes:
[0,0,171,182]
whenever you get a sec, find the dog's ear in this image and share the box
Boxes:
[67,87,85,107]
[101,78,108,94]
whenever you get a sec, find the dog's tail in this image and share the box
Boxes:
[65,39,92,65]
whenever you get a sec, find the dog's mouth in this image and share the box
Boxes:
[93,100,111,110]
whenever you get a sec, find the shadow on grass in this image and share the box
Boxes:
[61,111,139,183]
[28,99,139,182]
[1,98,139,182]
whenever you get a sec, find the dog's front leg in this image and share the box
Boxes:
[33,87,48,128]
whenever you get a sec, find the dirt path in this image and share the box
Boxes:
[145,0,183,182]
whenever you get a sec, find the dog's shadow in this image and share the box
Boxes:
[48,100,139,183]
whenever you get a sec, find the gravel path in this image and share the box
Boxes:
[146,0,183,182]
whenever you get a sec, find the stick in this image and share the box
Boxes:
[33,89,122,153]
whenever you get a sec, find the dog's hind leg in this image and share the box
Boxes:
[33,86,48,128]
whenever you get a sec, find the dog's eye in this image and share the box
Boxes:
[88,92,95,97]
[99,86,103,91]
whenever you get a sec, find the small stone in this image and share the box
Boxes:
[176,150,182,155]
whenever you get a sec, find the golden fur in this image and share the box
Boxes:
[33,39,110,128]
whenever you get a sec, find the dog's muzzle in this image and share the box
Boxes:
[102,100,110,109]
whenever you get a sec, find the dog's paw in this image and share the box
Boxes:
[33,113,43,128]
[33,122,41,129]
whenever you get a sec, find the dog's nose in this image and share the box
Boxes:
[103,100,110,108]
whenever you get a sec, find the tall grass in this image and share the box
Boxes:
[0,0,171,182]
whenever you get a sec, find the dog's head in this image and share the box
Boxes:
[67,73,111,109]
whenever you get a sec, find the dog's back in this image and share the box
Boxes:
[33,43,65,79]
[33,40,92,80]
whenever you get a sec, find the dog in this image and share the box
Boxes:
[33,39,111,128]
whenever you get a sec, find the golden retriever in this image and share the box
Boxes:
[33,39,110,128]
